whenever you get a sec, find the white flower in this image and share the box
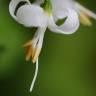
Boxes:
[9,0,79,63]
[9,0,96,92]
[51,0,96,26]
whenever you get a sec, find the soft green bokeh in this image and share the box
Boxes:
[0,0,96,96]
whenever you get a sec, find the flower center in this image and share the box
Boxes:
[41,0,52,16]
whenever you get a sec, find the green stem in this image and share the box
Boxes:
[41,0,52,15]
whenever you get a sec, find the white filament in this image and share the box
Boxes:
[30,58,39,92]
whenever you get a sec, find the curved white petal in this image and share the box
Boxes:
[51,0,75,19]
[9,0,30,21]
[48,9,80,35]
[16,4,48,27]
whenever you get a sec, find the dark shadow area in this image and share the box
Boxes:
[0,45,6,54]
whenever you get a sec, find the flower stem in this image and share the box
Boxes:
[30,58,39,92]
[42,0,52,15]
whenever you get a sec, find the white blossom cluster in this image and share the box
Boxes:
[9,0,96,92]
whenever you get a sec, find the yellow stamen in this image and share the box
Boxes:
[25,46,32,61]
[23,40,32,47]
[23,40,41,64]
[32,48,41,63]
[79,11,92,26]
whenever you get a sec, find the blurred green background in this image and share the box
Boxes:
[0,0,96,96]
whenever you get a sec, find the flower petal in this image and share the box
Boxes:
[48,9,80,34]
[9,0,30,21]
[16,5,48,27]
[51,0,74,19]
